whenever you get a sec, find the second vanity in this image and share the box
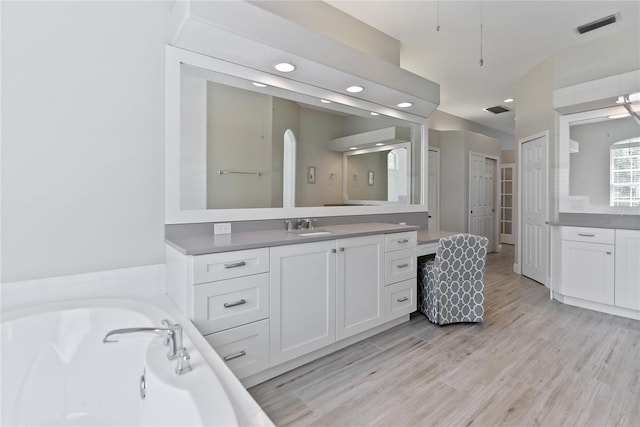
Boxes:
[166,222,420,387]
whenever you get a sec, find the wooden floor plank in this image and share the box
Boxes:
[249,245,640,426]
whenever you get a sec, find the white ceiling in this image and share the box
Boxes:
[326,1,640,135]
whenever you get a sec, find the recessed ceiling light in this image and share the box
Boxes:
[608,113,630,119]
[504,98,514,103]
[375,143,384,146]
[320,99,331,104]
[275,62,296,72]
[349,147,358,150]
[252,82,267,88]
[347,85,364,93]
[370,112,380,116]
[397,102,413,108]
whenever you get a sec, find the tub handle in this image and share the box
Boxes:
[223,350,247,362]
[223,299,247,308]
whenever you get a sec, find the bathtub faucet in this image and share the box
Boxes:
[103,319,192,375]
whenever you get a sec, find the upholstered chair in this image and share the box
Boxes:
[418,234,489,325]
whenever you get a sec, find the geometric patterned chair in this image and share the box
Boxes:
[418,234,489,325]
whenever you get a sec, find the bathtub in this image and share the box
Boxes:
[1,298,238,426]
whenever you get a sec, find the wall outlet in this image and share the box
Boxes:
[214,223,232,235]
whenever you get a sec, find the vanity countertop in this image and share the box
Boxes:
[417,230,459,244]
[166,222,421,256]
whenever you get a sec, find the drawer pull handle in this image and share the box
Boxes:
[223,350,247,362]
[606,251,612,255]
[577,233,595,237]
[397,263,409,269]
[223,299,247,308]
[397,239,409,244]
[397,296,408,302]
[224,261,247,269]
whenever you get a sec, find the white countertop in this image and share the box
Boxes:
[417,229,459,244]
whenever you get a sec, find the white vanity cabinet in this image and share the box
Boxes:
[557,226,640,319]
[166,246,271,379]
[383,231,418,320]
[269,240,337,366]
[335,235,385,341]
[560,227,615,305]
[615,229,640,311]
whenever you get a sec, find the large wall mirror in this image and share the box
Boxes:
[559,105,640,214]
[166,47,428,224]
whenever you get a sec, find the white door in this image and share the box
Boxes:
[335,235,384,341]
[521,134,547,285]
[428,149,440,230]
[270,240,336,366]
[469,154,496,252]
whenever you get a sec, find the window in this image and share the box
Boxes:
[610,138,640,207]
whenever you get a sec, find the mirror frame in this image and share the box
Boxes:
[165,46,429,224]
[558,105,639,214]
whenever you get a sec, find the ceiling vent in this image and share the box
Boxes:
[483,105,511,114]
[576,14,617,35]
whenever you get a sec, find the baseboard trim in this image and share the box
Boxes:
[513,263,521,274]
[552,292,640,321]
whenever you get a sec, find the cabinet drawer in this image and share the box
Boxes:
[204,319,269,379]
[193,273,269,334]
[193,248,269,284]
[385,231,417,252]
[416,242,438,257]
[385,248,417,284]
[384,278,416,321]
[561,227,614,245]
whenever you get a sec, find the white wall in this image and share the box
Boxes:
[1,1,171,282]
[429,109,515,150]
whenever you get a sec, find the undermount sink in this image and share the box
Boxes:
[294,230,333,237]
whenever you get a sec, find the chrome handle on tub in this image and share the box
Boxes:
[397,239,409,244]
[223,299,247,308]
[224,261,246,269]
[397,296,408,302]
[397,263,409,269]
[577,233,595,237]
[223,350,247,362]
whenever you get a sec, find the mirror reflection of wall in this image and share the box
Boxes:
[569,115,640,207]
[180,64,423,210]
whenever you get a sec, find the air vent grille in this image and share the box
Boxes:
[576,14,617,35]
[483,105,511,114]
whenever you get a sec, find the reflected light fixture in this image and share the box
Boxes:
[320,99,331,104]
[252,82,267,88]
[349,147,357,150]
[275,62,296,72]
[347,85,364,93]
[375,143,384,146]
[370,112,380,116]
[504,98,514,103]
[397,102,413,108]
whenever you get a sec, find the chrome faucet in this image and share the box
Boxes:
[103,319,192,375]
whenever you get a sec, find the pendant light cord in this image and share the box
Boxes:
[436,0,440,31]
[479,0,484,66]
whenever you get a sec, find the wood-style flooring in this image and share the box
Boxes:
[249,245,640,426]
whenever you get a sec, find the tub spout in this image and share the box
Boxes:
[103,320,186,363]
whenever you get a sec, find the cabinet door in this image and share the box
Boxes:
[270,241,336,366]
[561,240,614,305]
[615,230,640,310]
[336,235,384,341]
